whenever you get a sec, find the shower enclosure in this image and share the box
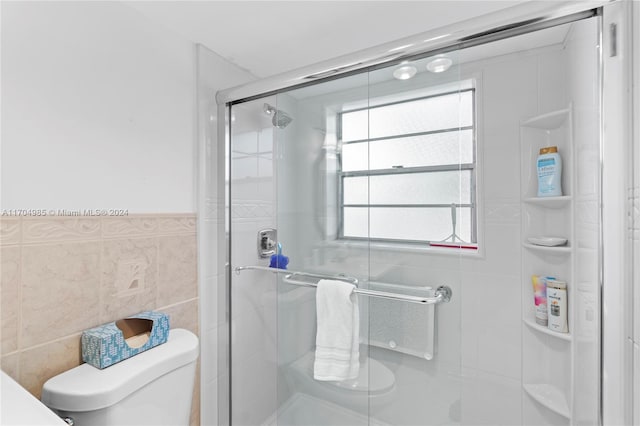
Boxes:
[200,2,633,425]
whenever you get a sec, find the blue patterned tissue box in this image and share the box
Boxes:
[81,311,170,369]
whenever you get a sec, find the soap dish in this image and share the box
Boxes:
[527,237,568,247]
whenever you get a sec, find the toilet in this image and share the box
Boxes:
[41,328,199,426]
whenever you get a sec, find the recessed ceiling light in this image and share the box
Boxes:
[393,65,417,80]
[426,56,453,73]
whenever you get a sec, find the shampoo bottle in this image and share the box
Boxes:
[547,280,568,333]
[531,275,548,326]
[537,146,562,197]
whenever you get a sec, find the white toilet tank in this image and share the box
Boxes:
[41,328,199,426]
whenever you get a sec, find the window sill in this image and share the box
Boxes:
[325,239,482,258]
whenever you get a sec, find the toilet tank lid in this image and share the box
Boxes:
[41,328,199,412]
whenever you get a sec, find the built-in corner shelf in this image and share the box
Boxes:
[523,318,572,342]
[522,243,572,254]
[523,196,572,208]
[520,104,574,425]
[523,384,572,419]
[520,108,570,130]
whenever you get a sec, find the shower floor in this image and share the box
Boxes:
[263,393,389,426]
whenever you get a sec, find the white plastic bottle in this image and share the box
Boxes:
[537,146,562,197]
[547,280,568,333]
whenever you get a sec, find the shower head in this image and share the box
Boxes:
[263,103,293,129]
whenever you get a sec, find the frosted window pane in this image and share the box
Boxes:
[371,130,472,169]
[341,110,368,142]
[343,130,473,172]
[369,91,473,139]
[367,171,471,205]
[343,207,369,238]
[343,176,368,205]
[341,142,368,172]
[340,89,476,243]
[365,207,472,242]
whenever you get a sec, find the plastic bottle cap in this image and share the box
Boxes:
[547,280,567,289]
[539,146,558,154]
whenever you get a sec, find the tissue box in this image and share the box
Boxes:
[81,311,170,369]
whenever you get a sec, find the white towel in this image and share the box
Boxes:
[313,279,360,381]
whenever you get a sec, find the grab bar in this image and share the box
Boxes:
[234,265,452,305]
[234,265,358,284]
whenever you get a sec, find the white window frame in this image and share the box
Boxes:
[337,87,478,245]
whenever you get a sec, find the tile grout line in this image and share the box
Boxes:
[8,332,84,355]
[98,216,105,325]
[156,297,199,312]
[16,217,23,379]
[155,222,161,312]
[16,231,197,247]
[5,295,200,359]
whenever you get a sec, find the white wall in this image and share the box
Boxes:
[1,3,260,425]
[564,19,601,424]
[196,46,256,426]
[1,1,195,213]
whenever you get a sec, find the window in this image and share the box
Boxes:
[338,87,477,245]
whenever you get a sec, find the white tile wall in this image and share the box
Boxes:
[537,47,569,113]
[461,271,522,380]
[461,368,522,425]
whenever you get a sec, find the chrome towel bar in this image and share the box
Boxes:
[234,265,452,305]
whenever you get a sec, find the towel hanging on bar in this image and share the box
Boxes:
[314,279,360,381]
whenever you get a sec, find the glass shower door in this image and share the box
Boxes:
[269,51,465,426]
[227,15,601,426]
[272,72,374,425]
[229,96,279,426]
[362,53,466,426]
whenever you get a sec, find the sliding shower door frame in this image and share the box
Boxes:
[213,2,632,425]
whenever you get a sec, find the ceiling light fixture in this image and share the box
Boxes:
[393,65,417,80]
[426,56,453,73]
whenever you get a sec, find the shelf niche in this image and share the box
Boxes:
[520,105,575,425]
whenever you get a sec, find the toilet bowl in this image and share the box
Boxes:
[41,328,199,426]
[284,351,396,410]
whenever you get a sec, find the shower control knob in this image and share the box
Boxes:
[257,228,277,258]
